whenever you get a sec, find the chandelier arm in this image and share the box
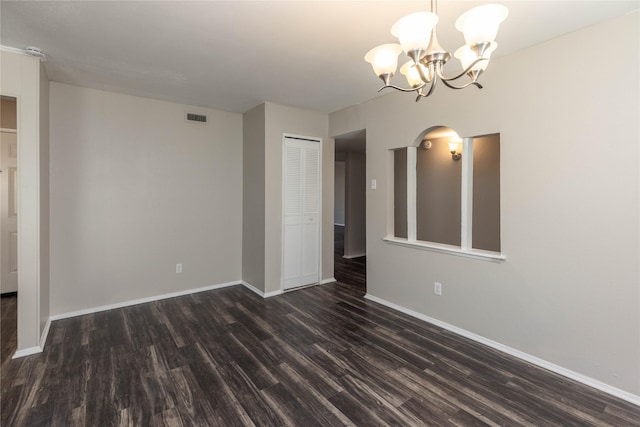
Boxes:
[416,75,438,99]
[441,79,483,90]
[438,57,489,82]
[416,63,432,84]
[377,83,426,93]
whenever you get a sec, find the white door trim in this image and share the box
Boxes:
[281,133,322,291]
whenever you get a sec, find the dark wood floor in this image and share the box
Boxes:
[334,225,366,290]
[1,293,18,382]
[1,237,639,425]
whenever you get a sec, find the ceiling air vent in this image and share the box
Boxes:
[186,113,207,124]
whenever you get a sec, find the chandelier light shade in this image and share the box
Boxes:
[400,61,424,87]
[454,42,498,72]
[364,0,508,100]
[364,43,403,84]
[455,4,508,45]
[391,12,439,57]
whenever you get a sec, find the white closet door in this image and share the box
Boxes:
[283,135,320,290]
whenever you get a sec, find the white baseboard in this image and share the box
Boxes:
[279,278,336,294]
[12,314,53,359]
[11,317,51,359]
[25,280,267,359]
[50,280,241,321]
[264,289,284,298]
[241,281,283,298]
[13,346,42,359]
[39,317,52,349]
[343,253,366,259]
[241,281,263,296]
[364,293,640,407]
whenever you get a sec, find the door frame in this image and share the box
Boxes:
[281,133,323,291]
[1,48,49,357]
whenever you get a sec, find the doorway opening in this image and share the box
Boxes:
[334,130,366,292]
[1,96,18,364]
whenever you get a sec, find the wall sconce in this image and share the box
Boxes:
[449,139,462,160]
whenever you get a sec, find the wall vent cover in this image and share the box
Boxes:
[186,113,207,124]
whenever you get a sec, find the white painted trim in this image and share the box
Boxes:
[50,280,241,321]
[10,316,51,359]
[383,236,506,262]
[343,253,366,259]
[241,281,283,298]
[461,137,473,250]
[242,281,266,297]
[386,150,396,238]
[264,289,284,298]
[12,346,42,358]
[39,316,51,349]
[406,147,417,241]
[0,45,31,57]
[364,293,640,407]
[284,284,315,292]
[278,277,335,294]
[280,137,287,292]
[318,137,324,296]
[282,133,322,143]
[281,133,323,292]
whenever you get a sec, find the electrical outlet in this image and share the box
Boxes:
[176,263,183,274]
[434,282,442,296]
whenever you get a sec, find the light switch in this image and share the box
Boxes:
[371,179,377,190]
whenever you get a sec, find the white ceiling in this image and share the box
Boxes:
[1,1,638,114]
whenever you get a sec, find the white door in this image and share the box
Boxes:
[1,130,18,294]
[282,135,321,290]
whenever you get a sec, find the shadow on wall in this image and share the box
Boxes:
[335,129,366,259]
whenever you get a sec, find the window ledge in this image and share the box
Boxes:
[383,237,506,262]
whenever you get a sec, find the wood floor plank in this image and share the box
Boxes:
[328,390,391,426]
[260,382,326,427]
[273,362,354,426]
[397,396,455,426]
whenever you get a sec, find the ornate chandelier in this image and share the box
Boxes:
[365,0,508,100]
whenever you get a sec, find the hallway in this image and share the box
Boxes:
[334,225,366,292]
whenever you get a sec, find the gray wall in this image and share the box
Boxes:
[263,102,332,292]
[329,12,639,396]
[242,102,332,292]
[344,151,366,257]
[242,104,266,291]
[49,82,243,314]
[416,138,461,246]
[393,148,407,238]
[1,97,17,129]
[472,134,500,252]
